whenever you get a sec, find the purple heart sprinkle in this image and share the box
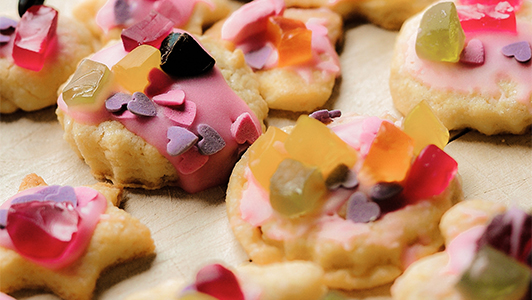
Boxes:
[43,186,78,207]
[167,126,199,156]
[370,182,403,202]
[0,34,11,44]
[244,44,274,69]
[11,185,60,205]
[502,41,532,63]
[127,92,157,117]
[197,124,226,156]
[346,191,381,223]
[328,109,341,119]
[309,109,331,123]
[114,0,131,25]
[0,17,18,31]
[105,93,131,113]
[0,209,7,229]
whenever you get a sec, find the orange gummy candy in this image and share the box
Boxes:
[112,45,161,93]
[266,16,313,67]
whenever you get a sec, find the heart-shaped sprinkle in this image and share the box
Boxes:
[0,17,18,31]
[177,146,209,174]
[346,191,381,223]
[10,185,77,206]
[197,124,226,155]
[162,101,196,126]
[0,209,7,228]
[370,182,404,202]
[167,126,198,156]
[152,89,186,106]
[244,44,274,69]
[113,0,130,25]
[326,164,359,189]
[127,92,157,116]
[460,39,485,65]
[309,109,342,124]
[231,112,260,144]
[502,41,532,63]
[329,109,341,118]
[105,93,131,113]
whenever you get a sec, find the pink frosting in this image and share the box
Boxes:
[403,8,532,110]
[444,225,486,275]
[0,186,107,270]
[58,37,262,193]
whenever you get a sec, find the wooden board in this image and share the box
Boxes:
[0,0,530,299]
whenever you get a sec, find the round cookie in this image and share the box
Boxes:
[283,0,437,30]
[206,0,343,112]
[391,199,531,300]
[0,4,97,114]
[225,111,463,290]
[56,30,268,192]
[0,174,155,300]
[390,0,532,135]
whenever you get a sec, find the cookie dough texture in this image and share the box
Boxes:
[225,128,463,290]
[284,0,436,30]
[389,6,532,135]
[57,35,268,190]
[0,16,97,114]
[0,174,155,300]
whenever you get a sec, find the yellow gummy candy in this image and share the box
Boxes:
[403,100,449,155]
[360,121,414,184]
[112,45,161,93]
[248,126,289,190]
[284,115,358,178]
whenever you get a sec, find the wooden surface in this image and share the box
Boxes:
[0,0,531,299]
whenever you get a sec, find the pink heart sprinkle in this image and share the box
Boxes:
[460,39,485,65]
[152,89,186,106]
[167,126,198,156]
[502,41,532,63]
[127,92,157,116]
[177,146,209,175]
[162,100,196,126]
[231,112,260,144]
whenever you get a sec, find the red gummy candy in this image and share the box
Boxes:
[458,0,523,8]
[121,11,174,52]
[12,5,58,71]
[7,201,79,259]
[458,2,516,33]
[195,264,245,300]
[402,145,458,202]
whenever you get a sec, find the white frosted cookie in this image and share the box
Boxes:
[206,0,343,112]
[56,31,268,192]
[283,0,436,30]
[391,199,531,300]
[0,5,97,114]
[125,261,329,300]
[390,0,532,135]
[225,111,463,290]
[0,174,155,300]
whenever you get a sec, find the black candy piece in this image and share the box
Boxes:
[370,182,403,202]
[18,0,45,17]
[159,32,216,77]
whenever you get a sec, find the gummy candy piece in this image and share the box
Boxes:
[197,124,226,155]
[18,0,45,17]
[456,246,531,300]
[359,121,414,184]
[121,11,174,52]
[458,0,522,6]
[370,182,403,202]
[403,100,449,155]
[167,126,198,156]
[460,38,485,65]
[416,2,465,62]
[321,291,348,300]
[458,2,517,33]
[179,292,218,300]
[195,264,244,300]
[502,41,532,63]
[284,115,358,179]
[112,44,161,93]
[267,16,313,67]
[159,32,216,77]
[7,201,80,259]
[346,191,380,223]
[270,158,326,217]
[105,93,131,113]
[12,5,58,71]
[231,112,260,144]
[63,59,113,110]
[248,126,289,190]
[402,144,458,202]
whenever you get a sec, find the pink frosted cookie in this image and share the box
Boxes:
[0,3,97,113]
[391,199,531,300]
[390,0,532,135]
[125,261,332,300]
[0,174,155,300]
[206,0,343,112]
[225,107,463,290]
[56,28,268,192]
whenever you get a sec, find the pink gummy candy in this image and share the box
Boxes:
[457,0,523,7]
[12,5,58,71]
[121,11,174,52]
[458,1,517,33]
[195,264,245,300]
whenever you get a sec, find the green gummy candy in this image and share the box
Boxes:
[415,2,465,62]
[456,246,531,300]
[270,158,326,218]
[63,59,112,108]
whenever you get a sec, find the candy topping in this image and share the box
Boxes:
[127,92,157,117]
[501,41,532,63]
[152,89,186,106]
[231,112,261,144]
[403,100,449,155]
[121,11,174,52]
[0,17,17,44]
[18,0,45,17]
[460,38,485,64]
[105,93,131,113]
[197,124,226,155]
[112,44,161,93]
[63,59,113,110]
[159,32,215,77]
[167,126,198,156]
[113,0,130,25]
[458,1,517,33]
[194,264,244,300]
[309,109,342,124]
[346,192,381,223]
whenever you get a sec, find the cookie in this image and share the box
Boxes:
[0,4,97,113]
[225,108,463,290]
[0,174,155,300]
[283,0,436,30]
[391,199,531,300]
[73,0,232,43]
[390,0,532,135]
[56,29,268,192]
[125,261,329,300]
[206,0,343,112]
